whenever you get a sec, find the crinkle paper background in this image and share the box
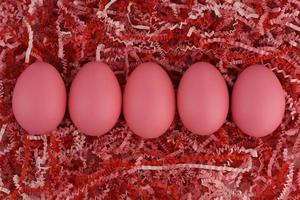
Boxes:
[1,0,300,199]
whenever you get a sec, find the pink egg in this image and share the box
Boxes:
[177,62,229,135]
[12,62,66,135]
[231,64,285,137]
[123,62,175,139]
[69,61,121,136]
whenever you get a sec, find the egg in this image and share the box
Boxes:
[177,62,229,135]
[12,62,66,135]
[68,61,121,136]
[231,64,285,137]
[123,62,175,139]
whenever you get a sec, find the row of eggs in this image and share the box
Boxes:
[12,61,285,139]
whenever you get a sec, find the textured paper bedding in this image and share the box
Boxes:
[0,0,300,199]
